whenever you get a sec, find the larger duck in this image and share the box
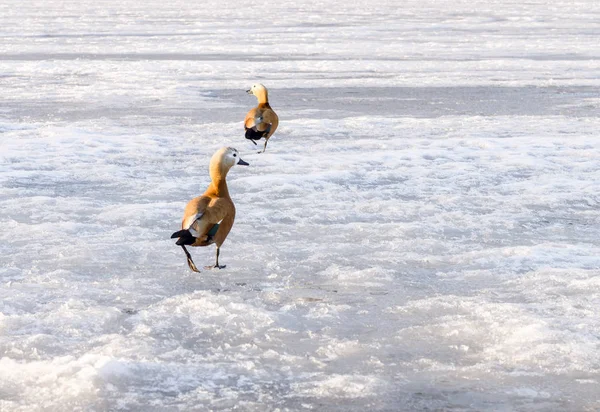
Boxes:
[171,147,249,272]
[244,83,279,153]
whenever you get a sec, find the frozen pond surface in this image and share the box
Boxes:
[1,0,600,411]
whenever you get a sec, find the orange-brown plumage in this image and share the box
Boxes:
[245,84,279,153]
[171,147,248,272]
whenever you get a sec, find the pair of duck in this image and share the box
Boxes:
[171,84,278,272]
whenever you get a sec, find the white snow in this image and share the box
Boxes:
[1,0,600,410]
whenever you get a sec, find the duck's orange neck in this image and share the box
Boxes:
[255,89,269,104]
[208,166,230,197]
[208,180,229,197]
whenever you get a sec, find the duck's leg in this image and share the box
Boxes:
[181,245,201,273]
[205,246,226,269]
[258,139,268,154]
[215,246,226,269]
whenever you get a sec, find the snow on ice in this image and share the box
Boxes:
[1,0,600,410]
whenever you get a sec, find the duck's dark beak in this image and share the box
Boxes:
[237,158,249,166]
[246,89,252,94]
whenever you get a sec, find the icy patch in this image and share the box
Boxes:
[292,374,384,399]
[1,0,600,410]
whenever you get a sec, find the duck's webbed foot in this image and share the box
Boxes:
[188,259,202,272]
[204,246,226,270]
[205,264,227,270]
[181,245,201,273]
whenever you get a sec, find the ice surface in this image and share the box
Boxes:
[1,0,600,410]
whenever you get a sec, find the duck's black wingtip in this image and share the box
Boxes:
[172,229,196,246]
[171,229,186,239]
[245,125,271,142]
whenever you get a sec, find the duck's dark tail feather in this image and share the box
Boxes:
[245,125,271,141]
[171,229,195,246]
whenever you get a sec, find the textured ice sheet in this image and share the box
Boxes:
[1,0,600,411]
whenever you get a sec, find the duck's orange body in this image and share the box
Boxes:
[245,84,278,153]
[171,147,249,272]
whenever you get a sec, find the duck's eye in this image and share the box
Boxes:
[233,154,237,157]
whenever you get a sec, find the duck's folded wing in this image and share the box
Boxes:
[186,213,222,240]
[184,197,229,237]
[244,108,258,129]
[183,212,203,236]
[182,196,209,229]
[261,109,279,137]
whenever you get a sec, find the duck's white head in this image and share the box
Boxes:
[210,147,249,178]
[246,83,269,102]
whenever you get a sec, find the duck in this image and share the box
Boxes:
[171,147,249,272]
[244,83,279,153]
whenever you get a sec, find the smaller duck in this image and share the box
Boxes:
[171,147,249,272]
[245,83,279,153]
